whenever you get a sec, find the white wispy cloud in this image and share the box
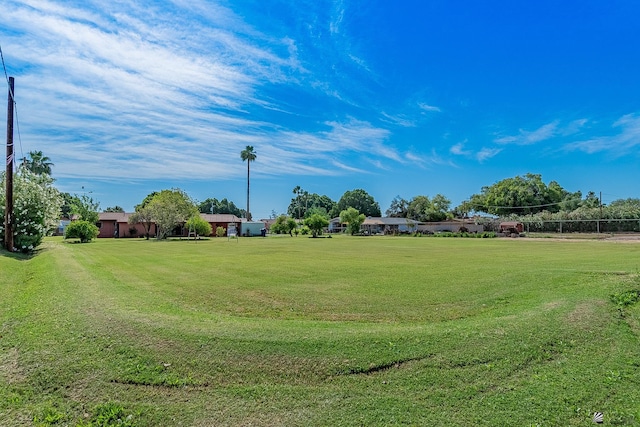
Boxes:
[476,147,502,162]
[449,141,471,156]
[418,102,441,113]
[495,121,559,145]
[1,0,407,183]
[494,119,587,146]
[379,112,416,128]
[565,114,640,155]
[403,149,454,168]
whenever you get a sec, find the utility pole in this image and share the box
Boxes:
[598,191,603,234]
[4,77,15,252]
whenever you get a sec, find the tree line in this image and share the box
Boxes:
[4,150,640,252]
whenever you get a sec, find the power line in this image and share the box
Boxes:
[0,42,24,170]
[0,42,9,84]
[0,42,14,102]
[468,196,585,211]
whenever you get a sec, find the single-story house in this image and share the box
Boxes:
[97,212,156,238]
[239,221,266,237]
[96,212,244,238]
[328,217,485,234]
[329,217,421,234]
[417,219,484,234]
[178,214,243,237]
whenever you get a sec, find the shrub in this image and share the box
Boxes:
[185,215,212,237]
[216,226,226,237]
[304,213,329,237]
[1,169,63,253]
[610,290,640,307]
[65,220,99,243]
[128,227,138,237]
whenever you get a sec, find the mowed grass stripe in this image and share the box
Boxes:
[1,236,639,426]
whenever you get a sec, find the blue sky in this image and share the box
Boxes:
[1,0,639,218]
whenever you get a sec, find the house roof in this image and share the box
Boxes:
[98,212,242,223]
[98,212,131,222]
[200,213,242,223]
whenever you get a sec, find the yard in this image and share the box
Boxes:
[1,235,639,426]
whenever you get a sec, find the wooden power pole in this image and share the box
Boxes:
[4,76,14,252]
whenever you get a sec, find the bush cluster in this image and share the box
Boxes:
[65,220,99,243]
[1,169,63,253]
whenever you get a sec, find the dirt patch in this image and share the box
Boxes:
[566,300,606,329]
[0,347,26,384]
[511,234,640,243]
[604,234,640,242]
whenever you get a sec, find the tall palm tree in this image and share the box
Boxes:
[292,185,301,219]
[240,146,257,220]
[23,150,53,175]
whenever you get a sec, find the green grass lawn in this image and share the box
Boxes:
[1,235,640,426]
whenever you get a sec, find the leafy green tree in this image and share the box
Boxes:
[129,204,154,239]
[331,189,380,218]
[23,150,53,175]
[287,190,336,219]
[129,191,161,239]
[103,206,125,213]
[269,215,298,235]
[426,194,451,221]
[64,220,99,243]
[186,215,212,237]
[468,173,567,216]
[609,198,640,210]
[340,207,366,235]
[286,217,298,236]
[240,145,257,220]
[558,190,583,212]
[304,213,329,237]
[582,191,600,209]
[452,199,474,218]
[1,169,63,252]
[407,195,431,222]
[72,194,100,224]
[147,189,197,239]
[406,194,451,222]
[386,196,409,218]
[60,192,75,219]
[305,206,329,220]
[607,198,640,222]
[138,191,159,208]
[198,197,244,216]
[270,215,287,234]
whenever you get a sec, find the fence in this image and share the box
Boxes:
[514,219,640,234]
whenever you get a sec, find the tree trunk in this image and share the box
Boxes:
[246,160,251,220]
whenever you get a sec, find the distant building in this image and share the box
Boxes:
[95,212,243,238]
[328,217,484,234]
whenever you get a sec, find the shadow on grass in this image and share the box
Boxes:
[0,246,41,261]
